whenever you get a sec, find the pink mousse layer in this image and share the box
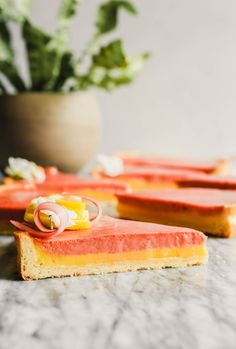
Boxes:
[117,188,236,211]
[4,168,129,193]
[32,216,206,255]
[178,175,236,190]
[0,188,39,220]
[98,168,206,182]
[99,167,236,191]
[121,156,225,173]
[37,178,129,194]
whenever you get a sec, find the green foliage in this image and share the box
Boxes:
[81,40,149,91]
[53,52,77,91]
[0,0,31,22]
[0,0,148,94]
[0,19,26,90]
[93,40,127,69]
[23,20,57,90]
[96,0,137,34]
[48,0,80,89]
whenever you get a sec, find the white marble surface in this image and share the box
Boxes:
[0,237,236,349]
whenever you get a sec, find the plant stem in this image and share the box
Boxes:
[77,32,100,66]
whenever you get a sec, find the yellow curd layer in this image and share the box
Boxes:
[117,179,178,191]
[33,243,207,267]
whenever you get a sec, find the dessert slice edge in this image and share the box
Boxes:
[14,220,208,281]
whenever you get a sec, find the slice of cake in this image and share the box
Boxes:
[117,188,236,237]
[14,216,207,280]
[178,175,236,190]
[95,167,206,191]
[96,158,236,191]
[119,154,229,175]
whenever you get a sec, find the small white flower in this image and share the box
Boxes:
[97,154,124,176]
[5,157,46,182]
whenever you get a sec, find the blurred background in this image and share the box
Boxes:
[12,0,236,158]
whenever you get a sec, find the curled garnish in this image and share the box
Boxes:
[34,202,70,235]
[79,195,102,223]
[10,219,66,239]
[10,195,102,239]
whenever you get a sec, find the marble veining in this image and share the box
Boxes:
[0,237,236,349]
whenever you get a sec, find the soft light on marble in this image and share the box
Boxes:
[0,237,236,349]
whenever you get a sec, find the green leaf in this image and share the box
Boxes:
[0,61,26,91]
[46,0,80,90]
[89,51,149,91]
[0,78,7,94]
[0,18,10,45]
[80,39,149,91]
[54,51,77,91]
[0,20,26,91]
[92,39,127,69]
[0,0,31,22]
[108,52,149,86]
[23,20,58,91]
[23,1,80,91]
[96,0,137,34]
[56,0,80,48]
[59,0,79,23]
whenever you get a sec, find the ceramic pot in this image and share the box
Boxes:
[0,92,102,172]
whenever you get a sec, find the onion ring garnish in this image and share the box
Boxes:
[10,195,102,239]
[77,194,102,223]
[60,193,102,223]
[34,202,69,234]
[10,220,63,239]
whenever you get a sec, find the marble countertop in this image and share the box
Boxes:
[0,237,236,349]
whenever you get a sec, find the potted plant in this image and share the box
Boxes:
[0,0,148,172]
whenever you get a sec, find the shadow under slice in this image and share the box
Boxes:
[0,240,19,280]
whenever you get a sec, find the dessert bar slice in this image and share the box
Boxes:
[15,216,207,280]
[117,188,236,237]
[120,155,229,175]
